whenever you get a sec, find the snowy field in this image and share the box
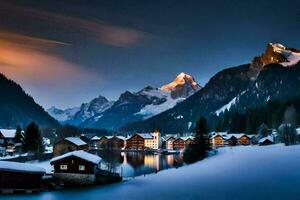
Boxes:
[4,144,300,200]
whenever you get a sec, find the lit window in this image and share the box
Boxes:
[79,165,85,171]
[60,165,68,170]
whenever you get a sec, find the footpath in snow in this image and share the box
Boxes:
[5,144,300,200]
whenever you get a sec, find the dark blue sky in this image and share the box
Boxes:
[0,0,299,108]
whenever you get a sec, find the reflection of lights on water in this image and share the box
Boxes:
[166,155,174,166]
[144,155,160,171]
[121,152,127,164]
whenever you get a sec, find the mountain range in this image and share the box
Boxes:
[2,42,299,134]
[47,72,201,130]
[121,43,300,133]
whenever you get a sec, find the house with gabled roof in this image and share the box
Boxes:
[53,137,88,156]
[50,150,102,185]
[126,131,161,150]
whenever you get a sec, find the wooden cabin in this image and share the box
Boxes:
[165,136,176,150]
[173,138,185,150]
[227,135,238,146]
[107,136,126,150]
[0,129,24,147]
[99,136,111,149]
[258,136,274,146]
[0,161,45,193]
[90,136,101,149]
[53,137,88,156]
[126,134,145,150]
[238,134,250,145]
[50,150,102,185]
[210,134,226,147]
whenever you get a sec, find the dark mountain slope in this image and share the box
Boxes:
[0,74,59,128]
[121,64,252,133]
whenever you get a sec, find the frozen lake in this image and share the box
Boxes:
[3,144,300,200]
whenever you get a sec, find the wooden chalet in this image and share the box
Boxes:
[53,137,88,156]
[126,134,145,150]
[0,129,24,147]
[90,136,101,149]
[258,136,274,146]
[173,138,185,150]
[99,136,111,149]
[107,136,126,150]
[210,134,227,147]
[50,150,104,185]
[165,136,176,150]
[0,161,45,193]
[238,134,250,145]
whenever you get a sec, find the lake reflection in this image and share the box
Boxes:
[90,150,185,178]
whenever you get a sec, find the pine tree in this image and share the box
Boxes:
[15,125,23,143]
[183,117,210,163]
[23,122,44,154]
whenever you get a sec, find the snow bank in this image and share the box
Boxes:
[11,144,300,200]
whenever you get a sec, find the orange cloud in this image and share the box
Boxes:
[0,32,97,87]
[0,2,148,47]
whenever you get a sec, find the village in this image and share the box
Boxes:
[0,124,294,194]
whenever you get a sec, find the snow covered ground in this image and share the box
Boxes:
[6,144,300,200]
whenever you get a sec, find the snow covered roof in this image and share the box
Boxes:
[225,134,248,140]
[50,150,102,165]
[91,136,101,141]
[0,161,46,174]
[259,136,274,144]
[138,133,153,139]
[64,137,87,146]
[0,129,16,138]
[180,136,195,141]
[116,136,126,140]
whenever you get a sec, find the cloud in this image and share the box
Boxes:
[0,31,97,87]
[0,2,148,47]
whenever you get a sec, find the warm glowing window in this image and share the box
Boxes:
[79,165,85,171]
[60,165,68,170]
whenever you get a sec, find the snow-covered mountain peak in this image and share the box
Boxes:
[161,72,200,92]
[160,72,201,98]
[251,43,300,70]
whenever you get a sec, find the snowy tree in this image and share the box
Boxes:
[257,123,269,139]
[278,123,297,145]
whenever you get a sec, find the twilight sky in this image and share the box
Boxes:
[0,0,299,109]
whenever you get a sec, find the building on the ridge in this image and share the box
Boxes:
[53,137,88,156]
[0,161,46,193]
[50,150,102,185]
